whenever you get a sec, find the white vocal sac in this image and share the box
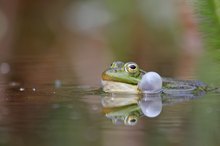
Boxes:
[138,72,162,93]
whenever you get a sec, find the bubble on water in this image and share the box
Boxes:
[0,62,10,74]
[19,88,25,92]
[54,80,61,88]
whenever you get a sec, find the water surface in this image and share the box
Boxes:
[0,62,220,146]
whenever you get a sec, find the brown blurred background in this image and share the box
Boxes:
[0,0,202,86]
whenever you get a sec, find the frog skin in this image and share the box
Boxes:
[101,61,208,94]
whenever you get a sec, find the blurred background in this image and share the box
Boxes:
[0,0,206,86]
[0,0,220,146]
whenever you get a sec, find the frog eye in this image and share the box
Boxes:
[125,115,138,126]
[125,62,139,74]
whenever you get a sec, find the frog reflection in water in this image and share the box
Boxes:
[102,93,162,126]
[102,61,208,94]
[101,90,207,126]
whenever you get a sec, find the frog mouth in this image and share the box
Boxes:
[101,80,140,93]
[101,72,113,81]
[102,72,140,85]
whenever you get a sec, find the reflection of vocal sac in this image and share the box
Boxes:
[139,93,162,118]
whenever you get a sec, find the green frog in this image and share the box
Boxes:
[102,61,145,93]
[102,61,208,94]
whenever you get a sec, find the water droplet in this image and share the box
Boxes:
[54,80,61,88]
[19,88,25,92]
[0,62,10,74]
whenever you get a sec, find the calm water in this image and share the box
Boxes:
[0,56,220,146]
